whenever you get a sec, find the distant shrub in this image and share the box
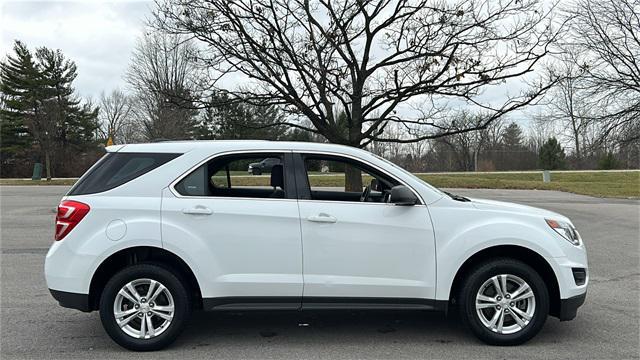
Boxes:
[538,137,566,170]
[598,152,619,170]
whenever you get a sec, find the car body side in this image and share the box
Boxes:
[45,141,588,316]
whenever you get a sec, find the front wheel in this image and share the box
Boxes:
[99,264,191,351]
[458,258,549,345]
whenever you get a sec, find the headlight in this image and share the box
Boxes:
[546,219,581,246]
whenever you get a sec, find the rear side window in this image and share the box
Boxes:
[68,152,181,195]
[173,153,287,198]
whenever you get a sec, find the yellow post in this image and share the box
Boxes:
[106,135,114,147]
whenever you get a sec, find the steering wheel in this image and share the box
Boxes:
[360,185,371,202]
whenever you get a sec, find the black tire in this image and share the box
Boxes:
[99,264,191,351]
[458,258,549,346]
[252,168,262,175]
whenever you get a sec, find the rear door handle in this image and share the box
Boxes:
[182,206,213,215]
[307,213,337,223]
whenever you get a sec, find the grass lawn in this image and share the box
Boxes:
[1,171,638,199]
[417,171,640,199]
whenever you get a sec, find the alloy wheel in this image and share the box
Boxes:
[475,274,536,335]
[113,278,175,339]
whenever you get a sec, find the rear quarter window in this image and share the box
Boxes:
[68,152,181,195]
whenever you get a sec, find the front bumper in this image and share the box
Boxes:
[558,292,586,321]
[49,289,91,312]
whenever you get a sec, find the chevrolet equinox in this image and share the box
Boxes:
[45,141,588,351]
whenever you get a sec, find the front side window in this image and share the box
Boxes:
[303,155,398,203]
[174,153,287,199]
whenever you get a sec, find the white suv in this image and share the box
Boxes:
[45,141,588,351]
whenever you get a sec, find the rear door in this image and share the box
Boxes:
[161,152,303,309]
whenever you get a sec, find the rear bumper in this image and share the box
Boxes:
[49,289,91,312]
[558,292,586,321]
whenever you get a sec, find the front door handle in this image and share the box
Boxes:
[182,206,213,215]
[307,213,337,223]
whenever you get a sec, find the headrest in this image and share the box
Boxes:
[270,164,284,189]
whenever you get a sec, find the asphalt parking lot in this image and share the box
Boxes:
[1,186,638,359]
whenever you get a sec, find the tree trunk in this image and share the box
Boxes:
[574,133,581,168]
[474,148,479,172]
[344,164,362,192]
[45,151,52,181]
[571,119,581,168]
[344,115,363,192]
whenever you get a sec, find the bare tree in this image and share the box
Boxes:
[126,32,200,141]
[528,111,559,152]
[481,119,505,152]
[153,0,560,149]
[545,58,597,165]
[98,89,135,144]
[435,111,498,171]
[565,0,640,146]
[405,137,429,172]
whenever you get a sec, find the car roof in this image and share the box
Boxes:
[107,140,370,157]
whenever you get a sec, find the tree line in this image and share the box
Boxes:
[1,0,638,179]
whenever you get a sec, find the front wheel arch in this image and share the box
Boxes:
[449,245,561,318]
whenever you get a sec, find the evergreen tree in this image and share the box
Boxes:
[538,137,566,170]
[137,85,198,141]
[283,128,315,142]
[0,41,35,166]
[37,47,98,149]
[0,40,98,179]
[501,122,524,150]
[196,93,287,140]
[597,152,619,170]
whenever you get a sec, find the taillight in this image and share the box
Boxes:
[55,200,90,241]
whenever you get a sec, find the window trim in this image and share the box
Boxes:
[292,151,425,206]
[169,150,297,201]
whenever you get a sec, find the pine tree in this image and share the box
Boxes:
[538,137,566,170]
[0,41,37,167]
[196,93,286,140]
[501,122,524,150]
[597,152,619,170]
[0,40,98,179]
[37,47,99,150]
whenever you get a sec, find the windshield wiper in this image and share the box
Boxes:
[443,191,471,202]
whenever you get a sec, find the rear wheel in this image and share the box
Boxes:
[458,258,549,345]
[99,264,191,351]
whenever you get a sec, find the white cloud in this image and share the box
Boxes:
[0,0,151,99]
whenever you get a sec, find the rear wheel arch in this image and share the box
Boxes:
[89,246,202,311]
[448,245,561,318]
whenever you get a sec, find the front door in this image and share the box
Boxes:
[294,153,437,305]
[161,152,303,309]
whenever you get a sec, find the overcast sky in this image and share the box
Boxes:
[1,0,537,125]
[1,0,152,100]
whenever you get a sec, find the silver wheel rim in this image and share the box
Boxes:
[113,278,175,339]
[475,274,536,335]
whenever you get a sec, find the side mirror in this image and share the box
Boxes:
[389,185,418,206]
